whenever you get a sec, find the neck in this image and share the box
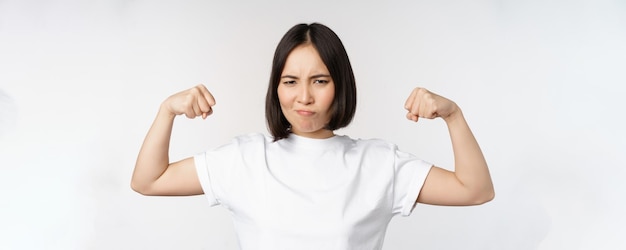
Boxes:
[290,129,334,139]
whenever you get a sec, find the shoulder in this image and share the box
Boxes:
[205,133,270,154]
[202,133,270,165]
[344,135,396,148]
[232,133,272,144]
[227,133,273,154]
[341,135,399,152]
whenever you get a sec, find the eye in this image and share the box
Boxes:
[282,80,296,85]
[314,79,329,84]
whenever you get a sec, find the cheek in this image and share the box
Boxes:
[276,86,288,107]
[323,90,335,111]
[278,99,289,111]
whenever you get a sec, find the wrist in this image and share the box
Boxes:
[158,102,177,120]
[443,107,463,124]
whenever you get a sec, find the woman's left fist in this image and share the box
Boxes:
[404,87,458,122]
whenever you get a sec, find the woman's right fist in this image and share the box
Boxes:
[163,84,216,119]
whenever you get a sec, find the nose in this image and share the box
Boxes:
[297,84,313,105]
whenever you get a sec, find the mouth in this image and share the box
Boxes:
[296,110,315,116]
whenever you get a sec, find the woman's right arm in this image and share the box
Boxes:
[131,84,215,196]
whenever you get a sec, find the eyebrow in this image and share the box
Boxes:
[280,74,331,79]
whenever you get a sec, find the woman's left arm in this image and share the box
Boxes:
[405,87,494,206]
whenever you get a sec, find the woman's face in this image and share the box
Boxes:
[277,44,335,139]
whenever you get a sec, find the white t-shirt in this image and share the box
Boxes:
[194,133,432,250]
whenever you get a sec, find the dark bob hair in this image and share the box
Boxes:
[265,23,357,141]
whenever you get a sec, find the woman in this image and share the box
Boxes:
[132,23,494,249]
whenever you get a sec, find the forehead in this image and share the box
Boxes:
[282,44,329,74]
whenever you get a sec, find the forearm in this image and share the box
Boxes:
[131,104,177,193]
[444,110,494,201]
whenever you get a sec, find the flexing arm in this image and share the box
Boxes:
[131,84,215,196]
[405,88,494,206]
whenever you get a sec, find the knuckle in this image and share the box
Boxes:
[189,86,201,95]
[428,98,436,106]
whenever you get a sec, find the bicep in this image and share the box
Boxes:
[416,166,478,206]
[145,157,204,196]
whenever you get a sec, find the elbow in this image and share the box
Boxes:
[130,179,154,196]
[471,187,495,205]
[130,181,145,195]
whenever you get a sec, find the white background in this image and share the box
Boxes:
[1,0,625,249]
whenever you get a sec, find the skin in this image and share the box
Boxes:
[131,85,213,196]
[131,44,494,206]
[278,44,335,139]
[404,88,494,205]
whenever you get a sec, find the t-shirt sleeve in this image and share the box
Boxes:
[194,151,220,207]
[392,147,433,217]
[194,141,239,207]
